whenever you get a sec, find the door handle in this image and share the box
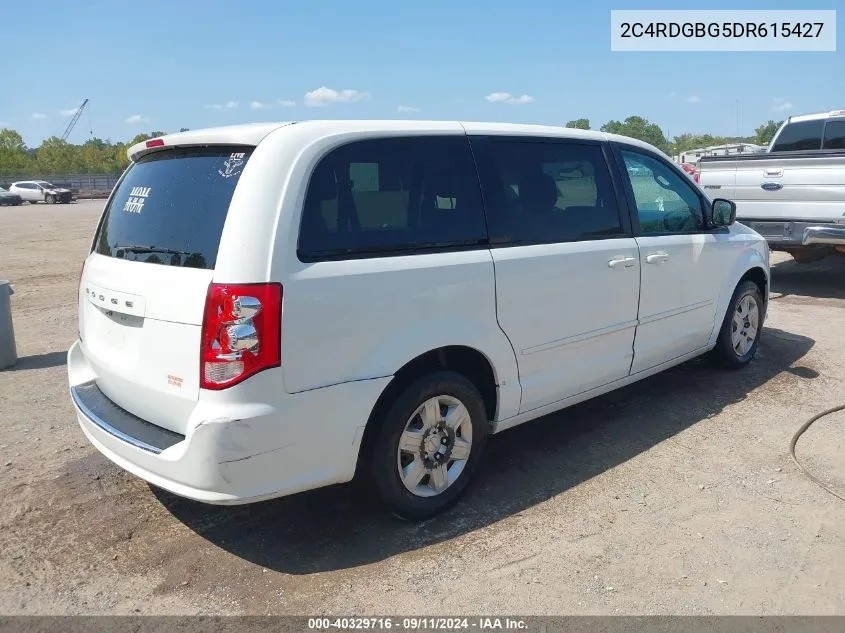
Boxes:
[608,256,638,269]
[646,252,670,264]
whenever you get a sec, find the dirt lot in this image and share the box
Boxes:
[1,200,843,615]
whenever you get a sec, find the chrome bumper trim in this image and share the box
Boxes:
[802,226,845,246]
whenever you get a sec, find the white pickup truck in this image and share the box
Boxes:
[698,110,845,263]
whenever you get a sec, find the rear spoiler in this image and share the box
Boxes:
[127,122,296,162]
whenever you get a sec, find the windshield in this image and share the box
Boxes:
[37,182,56,189]
[93,146,253,270]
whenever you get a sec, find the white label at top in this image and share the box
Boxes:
[611,10,836,52]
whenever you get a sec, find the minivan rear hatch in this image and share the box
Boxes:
[78,146,253,434]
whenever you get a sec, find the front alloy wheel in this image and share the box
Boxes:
[712,280,763,368]
[731,294,759,357]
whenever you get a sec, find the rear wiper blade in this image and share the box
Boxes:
[113,244,192,256]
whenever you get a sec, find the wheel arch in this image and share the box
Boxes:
[708,248,769,348]
[355,345,498,475]
[738,266,768,311]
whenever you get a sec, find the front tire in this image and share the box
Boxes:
[711,280,764,369]
[46,194,55,204]
[370,371,488,520]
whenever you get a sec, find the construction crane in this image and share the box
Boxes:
[61,99,89,141]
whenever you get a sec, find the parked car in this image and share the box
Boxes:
[0,186,22,206]
[9,180,73,204]
[680,162,699,183]
[698,109,845,263]
[68,121,769,520]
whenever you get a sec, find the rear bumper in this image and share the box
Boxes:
[742,219,845,248]
[71,381,185,454]
[67,340,391,505]
[802,226,845,246]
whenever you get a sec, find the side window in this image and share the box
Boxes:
[822,120,845,150]
[621,150,704,234]
[770,120,824,152]
[482,140,623,244]
[298,136,487,259]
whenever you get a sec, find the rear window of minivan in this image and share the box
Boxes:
[93,146,253,269]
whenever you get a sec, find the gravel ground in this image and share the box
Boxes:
[0,200,843,615]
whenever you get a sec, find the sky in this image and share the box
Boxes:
[1,0,841,147]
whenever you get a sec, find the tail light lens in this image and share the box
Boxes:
[200,283,282,390]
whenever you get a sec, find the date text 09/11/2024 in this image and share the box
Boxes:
[307,617,529,631]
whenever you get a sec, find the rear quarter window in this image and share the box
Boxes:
[297,136,488,260]
[94,146,253,269]
[822,120,845,150]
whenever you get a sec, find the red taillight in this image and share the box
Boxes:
[200,283,282,390]
[145,138,165,148]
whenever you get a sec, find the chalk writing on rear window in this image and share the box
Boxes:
[218,152,246,179]
[122,186,151,214]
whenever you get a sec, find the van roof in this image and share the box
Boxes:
[787,109,845,123]
[127,120,661,162]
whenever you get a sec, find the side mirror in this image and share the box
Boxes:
[710,198,736,227]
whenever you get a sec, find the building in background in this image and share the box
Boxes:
[674,143,767,165]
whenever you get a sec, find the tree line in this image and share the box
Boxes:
[0,129,180,177]
[564,117,783,156]
[0,118,783,176]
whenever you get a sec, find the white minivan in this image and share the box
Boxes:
[68,121,769,519]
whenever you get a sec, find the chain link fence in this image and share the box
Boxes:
[0,174,121,199]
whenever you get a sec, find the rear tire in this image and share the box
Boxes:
[788,248,829,264]
[711,280,764,369]
[369,371,488,521]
